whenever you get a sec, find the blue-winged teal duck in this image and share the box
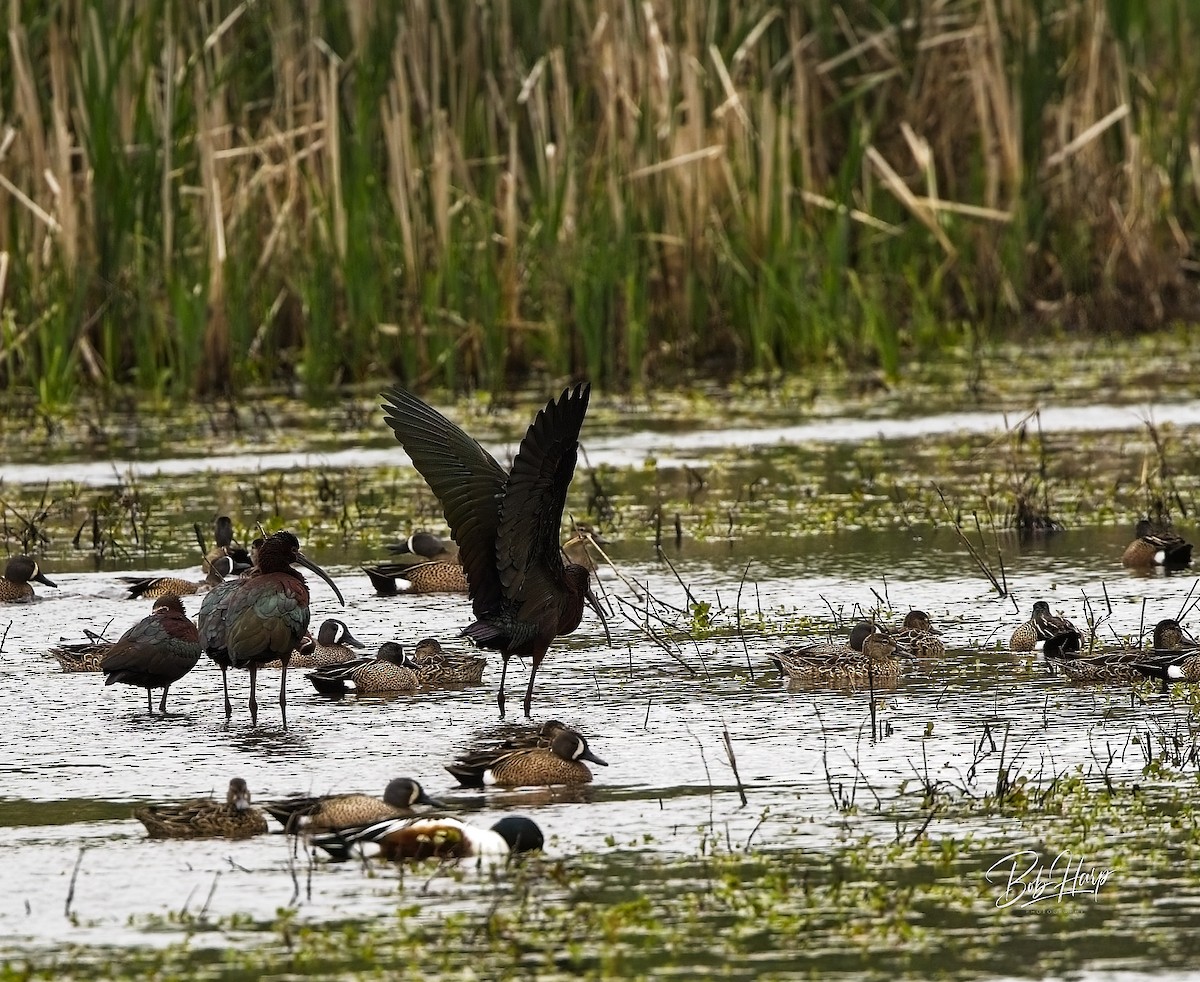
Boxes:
[1122,519,1193,569]
[1009,601,1082,653]
[307,642,420,696]
[263,777,442,833]
[217,530,344,728]
[446,725,607,787]
[262,618,364,669]
[101,594,202,714]
[49,640,108,673]
[405,637,487,685]
[312,814,544,862]
[51,596,175,672]
[1045,619,1190,683]
[133,778,268,839]
[382,383,609,718]
[0,556,57,603]
[362,559,469,595]
[890,610,945,657]
[771,621,910,686]
[386,530,458,563]
[121,555,241,601]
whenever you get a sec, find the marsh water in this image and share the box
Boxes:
[4,342,1200,978]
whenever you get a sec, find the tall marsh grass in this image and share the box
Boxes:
[1,0,1197,402]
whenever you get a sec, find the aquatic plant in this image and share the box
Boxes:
[1,1,1198,401]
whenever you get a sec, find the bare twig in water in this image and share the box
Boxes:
[933,484,1006,595]
[198,872,221,921]
[720,720,748,806]
[65,846,87,919]
[735,560,754,682]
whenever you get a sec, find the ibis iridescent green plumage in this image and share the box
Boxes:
[202,530,343,727]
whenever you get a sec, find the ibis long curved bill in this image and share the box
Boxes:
[295,551,345,607]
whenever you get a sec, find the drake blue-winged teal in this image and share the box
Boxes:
[890,610,945,657]
[263,777,442,833]
[262,618,364,669]
[101,594,202,714]
[771,621,910,686]
[446,725,607,787]
[1122,519,1193,569]
[1045,619,1190,683]
[406,637,487,685]
[386,530,458,563]
[307,642,420,696]
[121,555,241,601]
[133,777,268,839]
[312,814,544,862]
[1009,601,1082,653]
[0,556,57,603]
[217,530,344,728]
[362,559,469,595]
[382,383,609,717]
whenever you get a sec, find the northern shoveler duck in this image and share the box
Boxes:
[307,642,420,696]
[1044,619,1191,684]
[263,777,442,833]
[771,621,910,686]
[381,383,609,717]
[1008,601,1082,653]
[120,555,242,601]
[890,609,945,657]
[1122,519,1193,569]
[311,815,544,862]
[0,556,57,603]
[446,725,607,788]
[386,530,458,563]
[133,778,268,839]
[361,559,469,595]
[100,594,202,714]
[1118,618,1200,683]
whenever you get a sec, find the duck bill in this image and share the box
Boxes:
[341,626,366,649]
[580,747,608,767]
[416,790,446,809]
[585,587,613,647]
[295,552,346,606]
[34,571,57,588]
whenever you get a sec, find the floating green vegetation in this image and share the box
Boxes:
[6,764,1200,980]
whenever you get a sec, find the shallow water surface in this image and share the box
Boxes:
[2,378,1200,978]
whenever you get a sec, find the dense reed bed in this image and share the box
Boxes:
[1,0,1198,402]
